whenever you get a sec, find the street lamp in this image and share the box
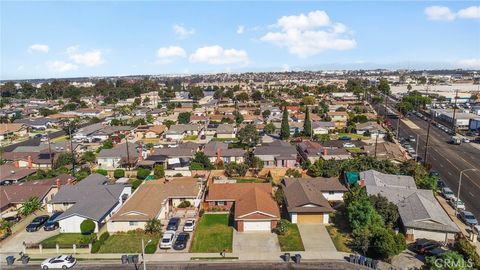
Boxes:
[141,238,152,270]
[455,168,477,216]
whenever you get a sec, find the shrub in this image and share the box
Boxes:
[153,165,165,179]
[144,218,162,234]
[96,169,108,176]
[145,242,157,254]
[455,238,480,269]
[131,179,143,190]
[91,241,102,253]
[274,219,290,235]
[80,219,96,235]
[99,232,110,242]
[136,168,151,180]
[113,169,125,179]
[177,201,191,208]
[173,173,183,177]
[199,209,205,217]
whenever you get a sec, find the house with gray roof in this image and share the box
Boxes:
[254,141,297,168]
[97,142,140,170]
[48,173,131,233]
[360,170,459,242]
[14,117,58,130]
[165,124,203,141]
[203,141,245,164]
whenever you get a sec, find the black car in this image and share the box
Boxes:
[26,215,49,232]
[43,211,63,231]
[173,232,190,250]
[411,238,440,255]
[166,218,180,231]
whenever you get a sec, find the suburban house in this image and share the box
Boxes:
[363,142,408,163]
[311,121,335,135]
[2,151,57,169]
[0,123,28,141]
[164,124,203,141]
[72,122,105,142]
[297,141,351,162]
[205,124,236,140]
[205,183,280,232]
[108,177,203,233]
[0,164,36,185]
[281,177,347,224]
[360,170,459,242]
[356,121,386,138]
[146,142,200,172]
[0,174,73,218]
[97,142,140,170]
[254,141,297,168]
[48,173,131,233]
[134,125,166,140]
[327,111,348,128]
[15,117,57,130]
[203,141,245,164]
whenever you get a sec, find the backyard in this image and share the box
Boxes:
[98,232,160,253]
[234,177,267,183]
[277,223,305,251]
[40,233,96,248]
[333,133,369,140]
[190,214,233,253]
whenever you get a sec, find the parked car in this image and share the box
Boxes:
[441,187,456,200]
[159,231,176,249]
[458,211,478,226]
[26,215,49,232]
[448,198,466,211]
[166,218,181,231]
[41,255,76,269]
[437,179,446,189]
[172,232,190,250]
[473,225,480,237]
[44,212,64,231]
[343,142,356,148]
[429,170,440,177]
[339,136,351,141]
[462,138,470,143]
[183,219,196,232]
[411,239,442,255]
[408,135,416,142]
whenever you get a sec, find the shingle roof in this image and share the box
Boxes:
[360,169,416,189]
[254,141,297,158]
[203,142,245,157]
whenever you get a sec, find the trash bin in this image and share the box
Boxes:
[127,255,134,263]
[294,254,301,264]
[121,255,128,264]
[283,253,291,262]
[6,256,15,265]
[21,255,30,265]
[349,254,355,263]
[132,255,139,264]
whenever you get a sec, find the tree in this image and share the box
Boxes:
[235,92,249,102]
[369,195,399,228]
[303,107,312,137]
[407,83,412,91]
[163,119,175,128]
[378,78,391,95]
[114,169,125,179]
[280,107,290,140]
[346,196,384,231]
[54,152,74,169]
[396,101,414,115]
[251,90,262,101]
[237,124,260,146]
[244,153,264,171]
[308,159,324,177]
[262,110,271,119]
[80,219,96,235]
[190,152,213,170]
[19,197,42,216]
[426,251,470,270]
[301,96,316,105]
[154,165,165,178]
[400,160,437,190]
[263,122,276,134]
[145,218,162,234]
[137,168,151,180]
[369,226,406,259]
[177,112,191,124]
[234,111,244,124]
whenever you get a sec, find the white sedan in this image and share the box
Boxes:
[41,255,76,269]
[159,230,176,249]
[183,219,196,232]
[343,143,356,148]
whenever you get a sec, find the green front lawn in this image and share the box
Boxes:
[184,135,198,140]
[346,147,363,154]
[41,233,96,247]
[98,232,160,253]
[326,209,353,253]
[334,133,369,140]
[277,223,305,251]
[191,214,233,253]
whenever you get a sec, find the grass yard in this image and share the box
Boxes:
[184,135,198,140]
[98,232,160,253]
[41,233,96,247]
[234,178,267,183]
[326,209,353,253]
[346,147,363,154]
[191,214,233,253]
[277,223,305,251]
[334,133,369,140]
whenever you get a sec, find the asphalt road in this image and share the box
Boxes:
[3,261,368,270]
[378,101,480,219]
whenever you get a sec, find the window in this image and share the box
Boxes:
[129,221,138,226]
[329,191,335,195]
[216,201,225,206]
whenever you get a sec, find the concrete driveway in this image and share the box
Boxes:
[233,231,281,254]
[297,224,336,252]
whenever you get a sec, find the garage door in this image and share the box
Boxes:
[244,221,271,231]
[297,213,324,224]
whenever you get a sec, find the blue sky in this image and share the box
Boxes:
[1,1,479,79]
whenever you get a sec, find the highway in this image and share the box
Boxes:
[378,100,480,219]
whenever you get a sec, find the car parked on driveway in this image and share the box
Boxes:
[26,215,49,232]
[41,255,76,269]
[411,239,444,256]
[343,142,356,148]
[160,230,176,249]
[173,232,190,250]
[166,217,180,231]
[183,219,196,232]
[44,212,63,231]
[458,211,478,227]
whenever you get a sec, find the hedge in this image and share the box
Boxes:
[80,219,95,235]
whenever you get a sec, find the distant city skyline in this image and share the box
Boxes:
[1,1,479,80]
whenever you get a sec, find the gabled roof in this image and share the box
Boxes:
[254,141,297,158]
[360,169,416,189]
[97,142,139,159]
[282,178,342,213]
[203,141,245,157]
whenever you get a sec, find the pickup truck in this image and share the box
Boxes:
[449,136,461,145]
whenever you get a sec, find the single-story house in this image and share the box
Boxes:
[165,124,203,141]
[97,142,140,170]
[205,183,280,232]
[15,117,57,130]
[0,164,36,185]
[203,141,245,164]
[108,177,203,233]
[48,174,131,233]
[356,121,386,138]
[311,121,335,135]
[254,141,297,168]
[0,123,28,141]
[363,142,409,164]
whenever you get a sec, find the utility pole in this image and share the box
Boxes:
[415,133,420,157]
[423,119,432,164]
[47,131,54,168]
[455,169,477,216]
[451,89,459,135]
[374,133,379,158]
[125,137,131,170]
[396,117,400,139]
[69,125,75,175]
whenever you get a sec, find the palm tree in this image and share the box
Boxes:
[19,197,42,216]
[144,218,162,234]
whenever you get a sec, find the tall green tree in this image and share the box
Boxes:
[177,112,191,124]
[303,107,312,137]
[280,107,290,140]
[237,124,260,146]
[19,197,42,216]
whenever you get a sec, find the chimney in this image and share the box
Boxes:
[14,160,20,168]
[323,148,328,156]
[138,149,143,161]
[27,155,33,169]
[56,178,61,189]
[216,149,222,164]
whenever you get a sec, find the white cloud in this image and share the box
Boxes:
[189,45,249,65]
[425,6,480,21]
[28,44,49,53]
[457,6,480,19]
[261,10,356,58]
[66,46,105,67]
[173,24,195,39]
[425,6,456,21]
[237,25,245,34]
[156,46,187,63]
[46,61,78,72]
[457,58,480,69]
